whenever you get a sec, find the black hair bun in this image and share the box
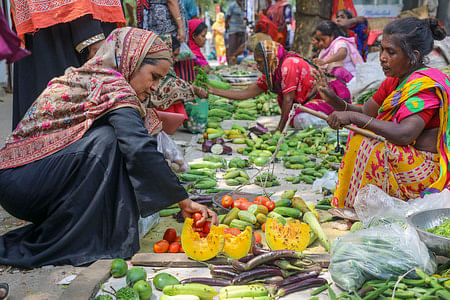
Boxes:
[426,18,447,41]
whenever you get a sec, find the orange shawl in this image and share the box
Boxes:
[10,0,126,37]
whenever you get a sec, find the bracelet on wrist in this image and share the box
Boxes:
[362,117,374,129]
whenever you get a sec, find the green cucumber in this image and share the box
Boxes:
[219,285,268,299]
[230,219,253,231]
[275,199,292,207]
[273,207,302,219]
[223,170,240,179]
[163,283,217,300]
[159,207,181,217]
[222,207,240,225]
[225,179,240,186]
[256,213,267,224]
[238,211,257,224]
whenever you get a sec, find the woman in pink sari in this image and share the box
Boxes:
[188,19,210,73]
[313,20,363,76]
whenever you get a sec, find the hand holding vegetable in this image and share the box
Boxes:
[193,86,209,99]
[178,198,218,227]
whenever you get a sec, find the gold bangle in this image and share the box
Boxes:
[175,16,182,20]
[344,101,348,111]
[362,117,374,129]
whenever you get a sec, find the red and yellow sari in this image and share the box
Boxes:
[333,68,450,208]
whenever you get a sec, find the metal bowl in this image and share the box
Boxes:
[407,208,450,257]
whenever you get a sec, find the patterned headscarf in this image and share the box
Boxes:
[257,40,291,93]
[0,27,171,169]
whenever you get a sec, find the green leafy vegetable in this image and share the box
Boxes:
[426,218,450,237]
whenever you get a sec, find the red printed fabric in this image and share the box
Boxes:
[256,56,313,103]
[11,0,126,36]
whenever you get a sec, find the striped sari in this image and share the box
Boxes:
[333,68,450,208]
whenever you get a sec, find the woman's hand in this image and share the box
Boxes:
[193,86,209,99]
[177,28,186,43]
[327,111,354,130]
[312,58,326,66]
[311,69,341,107]
[179,198,218,227]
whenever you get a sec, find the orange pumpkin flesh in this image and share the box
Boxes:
[181,218,225,261]
[222,226,252,259]
[265,218,311,251]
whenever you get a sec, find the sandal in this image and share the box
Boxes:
[0,283,8,300]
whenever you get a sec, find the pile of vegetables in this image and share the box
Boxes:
[194,66,231,91]
[178,245,327,299]
[254,172,280,187]
[153,228,184,253]
[222,168,250,186]
[337,268,450,300]
[425,218,450,237]
[96,263,152,300]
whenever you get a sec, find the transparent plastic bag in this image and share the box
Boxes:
[312,171,338,192]
[329,220,437,291]
[354,185,450,226]
[177,42,195,61]
[292,113,327,129]
[156,131,189,173]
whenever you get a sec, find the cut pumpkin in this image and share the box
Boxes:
[222,226,252,259]
[181,218,225,261]
[265,218,311,251]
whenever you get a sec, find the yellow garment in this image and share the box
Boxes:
[332,134,440,208]
[212,13,226,57]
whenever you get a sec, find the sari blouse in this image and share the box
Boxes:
[256,56,314,104]
[373,77,440,129]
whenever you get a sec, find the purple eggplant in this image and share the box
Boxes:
[214,137,225,145]
[202,140,215,152]
[273,269,321,288]
[244,250,304,271]
[249,123,269,135]
[222,145,233,155]
[250,276,284,284]
[210,268,239,279]
[252,244,270,256]
[231,266,284,285]
[179,277,231,286]
[238,254,255,263]
[273,277,328,297]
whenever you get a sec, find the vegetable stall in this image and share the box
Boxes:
[92,64,450,300]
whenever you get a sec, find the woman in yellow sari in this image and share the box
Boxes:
[212,12,227,65]
[314,17,449,208]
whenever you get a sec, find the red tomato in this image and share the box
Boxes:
[233,199,243,209]
[253,198,262,205]
[153,240,169,253]
[236,197,248,203]
[221,195,233,208]
[229,228,241,236]
[169,242,180,253]
[193,212,203,226]
[255,196,270,206]
[179,244,184,253]
[253,232,262,244]
[224,227,233,235]
[239,201,252,211]
[261,222,266,232]
[194,226,203,233]
[163,228,177,243]
[203,221,211,234]
[265,201,275,211]
[175,236,181,242]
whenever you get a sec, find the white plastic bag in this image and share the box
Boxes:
[138,213,161,239]
[157,131,189,173]
[312,171,338,192]
[177,42,195,61]
[354,185,450,226]
[330,220,437,291]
